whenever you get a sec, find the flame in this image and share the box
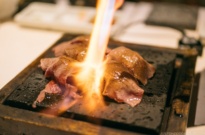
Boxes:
[115,0,124,9]
[73,0,123,111]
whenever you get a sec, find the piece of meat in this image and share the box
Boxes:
[32,80,62,108]
[33,56,82,108]
[52,35,90,57]
[32,80,82,111]
[107,46,155,85]
[64,44,87,62]
[40,57,58,71]
[52,35,111,61]
[40,56,78,85]
[64,46,111,62]
[103,60,144,107]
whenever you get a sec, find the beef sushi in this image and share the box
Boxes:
[107,46,155,85]
[103,60,144,107]
[33,36,155,108]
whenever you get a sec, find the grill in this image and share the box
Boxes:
[0,34,197,135]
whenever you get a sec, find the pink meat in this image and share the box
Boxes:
[52,35,111,61]
[40,57,58,71]
[103,60,144,107]
[107,46,155,85]
[52,36,90,57]
[34,56,81,108]
[32,80,82,109]
[32,80,62,108]
[40,56,78,85]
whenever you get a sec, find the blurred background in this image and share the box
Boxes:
[17,0,205,7]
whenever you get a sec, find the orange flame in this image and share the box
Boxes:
[73,0,123,111]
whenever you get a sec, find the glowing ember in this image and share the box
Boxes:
[73,0,123,110]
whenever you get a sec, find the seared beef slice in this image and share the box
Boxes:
[107,46,155,85]
[103,60,144,107]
